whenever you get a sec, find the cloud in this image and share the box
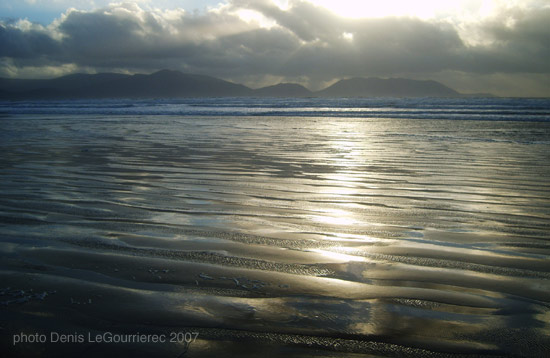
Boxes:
[282,16,466,77]
[0,0,549,95]
[468,6,550,73]
[0,19,60,58]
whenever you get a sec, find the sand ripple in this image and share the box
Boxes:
[1,115,549,356]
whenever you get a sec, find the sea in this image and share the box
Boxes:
[1,97,549,357]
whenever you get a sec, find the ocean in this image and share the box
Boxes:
[1,97,549,357]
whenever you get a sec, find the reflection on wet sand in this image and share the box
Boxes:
[1,115,549,357]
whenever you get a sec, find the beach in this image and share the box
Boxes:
[1,98,549,357]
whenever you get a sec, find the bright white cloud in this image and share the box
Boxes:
[307,0,547,20]
[308,0,461,19]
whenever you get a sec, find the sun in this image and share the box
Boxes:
[308,0,466,19]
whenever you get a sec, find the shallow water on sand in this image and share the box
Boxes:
[1,106,550,356]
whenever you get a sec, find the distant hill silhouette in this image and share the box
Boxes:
[0,70,470,99]
[0,70,252,99]
[80,70,253,98]
[253,83,312,97]
[318,77,459,97]
[0,73,128,94]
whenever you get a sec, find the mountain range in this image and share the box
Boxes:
[0,69,472,99]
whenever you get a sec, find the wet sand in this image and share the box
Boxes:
[1,114,549,357]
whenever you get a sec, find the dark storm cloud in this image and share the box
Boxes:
[0,21,60,58]
[58,8,155,60]
[0,0,549,94]
[281,16,465,77]
[466,7,550,73]
[51,3,293,72]
[232,0,342,42]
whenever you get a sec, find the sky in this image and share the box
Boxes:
[1,0,549,96]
